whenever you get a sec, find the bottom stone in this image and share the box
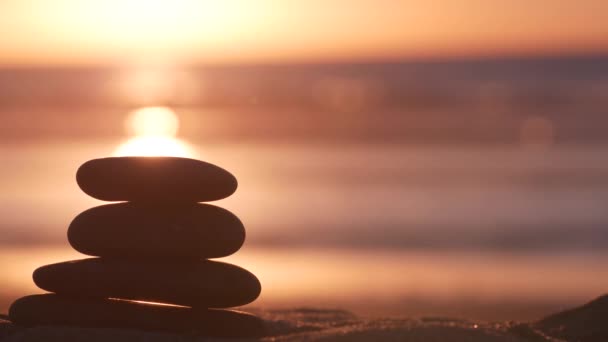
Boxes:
[9,294,266,338]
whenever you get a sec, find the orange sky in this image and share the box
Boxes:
[1,0,607,65]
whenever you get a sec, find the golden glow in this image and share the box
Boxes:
[114,136,194,157]
[114,106,195,158]
[0,0,607,65]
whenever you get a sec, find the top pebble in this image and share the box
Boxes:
[77,157,238,202]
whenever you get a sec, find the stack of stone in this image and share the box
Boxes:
[9,157,265,338]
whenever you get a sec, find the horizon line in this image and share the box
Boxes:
[1,51,608,70]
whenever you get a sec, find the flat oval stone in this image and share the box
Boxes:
[34,258,261,308]
[68,203,245,259]
[9,294,266,337]
[77,157,238,202]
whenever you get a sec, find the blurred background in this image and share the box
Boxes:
[1,0,608,321]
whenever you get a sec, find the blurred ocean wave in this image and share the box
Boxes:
[1,142,608,253]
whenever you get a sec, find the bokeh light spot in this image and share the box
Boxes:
[520,116,555,150]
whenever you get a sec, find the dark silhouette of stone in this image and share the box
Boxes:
[9,294,266,337]
[9,156,263,337]
[535,294,608,342]
[77,157,238,202]
[34,258,261,308]
[68,203,245,259]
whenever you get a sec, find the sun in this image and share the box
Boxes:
[113,106,195,158]
[126,106,179,137]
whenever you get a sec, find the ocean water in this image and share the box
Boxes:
[1,56,608,319]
